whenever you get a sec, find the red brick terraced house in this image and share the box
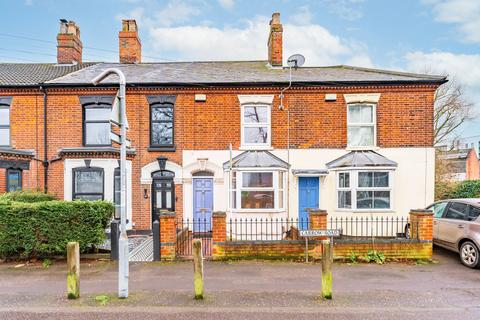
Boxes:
[0,14,446,233]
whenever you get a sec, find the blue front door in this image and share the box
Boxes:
[298,177,319,230]
[193,178,213,232]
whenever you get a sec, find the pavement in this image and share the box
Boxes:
[0,246,479,319]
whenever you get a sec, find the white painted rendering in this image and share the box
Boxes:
[237,94,274,105]
[182,148,435,222]
[344,93,381,103]
[63,158,133,229]
[140,159,183,184]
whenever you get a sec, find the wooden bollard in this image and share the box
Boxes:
[192,239,204,300]
[67,242,80,299]
[321,239,332,299]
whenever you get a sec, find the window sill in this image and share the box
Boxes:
[230,209,285,213]
[335,208,395,213]
[148,146,176,152]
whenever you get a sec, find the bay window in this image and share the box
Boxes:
[73,167,104,201]
[230,170,285,211]
[6,169,22,192]
[336,170,392,210]
[241,105,271,148]
[347,104,376,148]
[337,172,351,209]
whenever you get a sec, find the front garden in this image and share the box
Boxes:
[0,191,113,259]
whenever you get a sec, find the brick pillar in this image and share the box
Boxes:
[159,211,176,261]
[212,211,226,259]
[309,209,328,230]
[409,209,433,241]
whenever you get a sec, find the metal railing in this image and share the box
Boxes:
[225,216,411,242]
[328,216,410,239]
[226,218,310,241]
[176,218,213,258]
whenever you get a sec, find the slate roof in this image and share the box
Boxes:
[0,62,98,86]
[326,151,397,169]
[46,61,447,86]
[223,150,289,170]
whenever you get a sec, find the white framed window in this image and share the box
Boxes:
[336,170,392,210]
[229,170,285,211]
[347,103,376,148]
[0,104,10,147]
[337,172,351,209]
[241,105,271,148]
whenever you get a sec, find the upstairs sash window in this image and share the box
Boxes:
[148,95,176,148]
[80,96,113,147]
[347,104,375,148]
[0,98,11,147]
[241,105,271,147]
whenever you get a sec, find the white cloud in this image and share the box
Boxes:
[290,6,312,25]
[321,0,365,21]
[424,0,480,43]
[147,15,372,67]
[117,0,201,28]
[405,51,480,135]
[218,0,234,10]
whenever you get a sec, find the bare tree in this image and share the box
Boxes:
[434,78,475,146]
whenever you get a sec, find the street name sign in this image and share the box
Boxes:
[300,229,341,237]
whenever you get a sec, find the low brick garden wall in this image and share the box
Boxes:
[157,209,434,261]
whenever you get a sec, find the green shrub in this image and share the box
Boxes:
[364,250,386,264]
[435,181,457,201]
[0,190,56,203]
[0,200,113,259]
[451,180,480,199]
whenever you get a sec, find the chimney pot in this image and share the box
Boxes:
[268,12,283,67]
[57,20,82,64]
[119,19,142,64]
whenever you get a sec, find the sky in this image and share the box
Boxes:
[1,0,479,138]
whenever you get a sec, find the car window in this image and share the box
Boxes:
[432,202,448,218]
[444,202,468,220]
[468,206,480,221]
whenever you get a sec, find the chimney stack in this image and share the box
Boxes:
[268,13,283,67]
[119,19,142,64]
[57,20,82,64]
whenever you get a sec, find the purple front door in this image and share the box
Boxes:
[193,178,213,232]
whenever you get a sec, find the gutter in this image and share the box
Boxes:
[40,78,448,89]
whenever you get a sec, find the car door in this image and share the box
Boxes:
[427,201,448,240]
[437,201,468,248]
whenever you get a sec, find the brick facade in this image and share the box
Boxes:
[0,84,437,230]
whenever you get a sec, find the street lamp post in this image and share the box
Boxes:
[92,68,129,298]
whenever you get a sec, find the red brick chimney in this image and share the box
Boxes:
[119,19,142,64]
[57,20,82,64]
[268,13,283,67]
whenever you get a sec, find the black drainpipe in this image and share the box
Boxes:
[41,85,48,193]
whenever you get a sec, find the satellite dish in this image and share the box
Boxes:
[287,54,305,69]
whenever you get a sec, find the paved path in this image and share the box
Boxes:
[0,247,479,319]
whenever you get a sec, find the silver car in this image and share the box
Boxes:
[426,199,480,268]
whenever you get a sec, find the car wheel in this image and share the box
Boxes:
[404,224,410,239]
[459,241,480,268]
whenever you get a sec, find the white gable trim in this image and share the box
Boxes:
[238,94,275,105]
[344,93,381,104]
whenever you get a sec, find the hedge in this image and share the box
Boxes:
[0,200,113,259]
[435,180,480,201]
[0,190,56,203]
